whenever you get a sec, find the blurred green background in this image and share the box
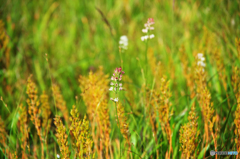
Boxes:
[1,0,239,109]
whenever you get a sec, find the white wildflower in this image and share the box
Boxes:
[109,87,113,91]
[119,35,128,50]
[141,35,149,41]
[141,18,155,41]
[197,53,206,67]
[142,28,148,33]
[57,154,60,158]
[114,98,119,102]
[149,34,155,39]
[197,53,206,71]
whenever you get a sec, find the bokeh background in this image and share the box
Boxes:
[0,0,240,158]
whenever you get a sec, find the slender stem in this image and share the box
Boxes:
[119,47,123,69]
[145,39,149,87]
[115,101,122,158]
[114,88,122,158]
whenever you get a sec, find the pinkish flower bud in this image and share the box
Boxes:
[119,78,122,81]
[118,67,122,72]
[121,71,125,74]
[111,76,114,80]
[148,18,154,24]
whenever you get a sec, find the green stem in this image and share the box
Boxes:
[114,90,122,158]
[115,101,122,158]
[119,48,123,69]
[144,39,149,118]
[145,39,149,86]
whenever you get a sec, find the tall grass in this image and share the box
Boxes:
[0,0,240,158]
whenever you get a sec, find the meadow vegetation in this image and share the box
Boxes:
[0,0,240,158]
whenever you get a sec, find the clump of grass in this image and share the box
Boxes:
[179,46,196,99]
[151,76,173,158]
[26,76,41,136]
[79,67,109,119]
[0,116,6,147]
[235,95,240,154]
[158,76,173,158]
[79,67,110,158]
[26,75,44,158]
[70,105,94,158]
[52,84,69,124]
[179,104,199,158]
[5,150,18,159]
[0,19,10,69]
[123,75,137,111]
[116,102,131,147]
[194,53,217,156]
[236,38,240,58]
[54,116,70,159]
[18,103,30,158]
[40,91,52,137]
[98,99,111,158]
[40,91,51,138]
[148,48,163,81]
[232,66,240,99]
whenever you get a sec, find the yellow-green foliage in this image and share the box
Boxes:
[156,76,172,141]
[79,67,110,158]
[0,117,6,146]
[180,46,195,99]
[40,91,52,138]
[52,84,69,123]
[180,104,199,158]
[235,96,240,153]
[236,38,240,59]
[26,76,42,138]
[117,102,130,147]
[70,105,94,158]
[79,67,109,121]
[54,116,70,159]
[0,19,10,68]
[232,66,240,98]
[98,99,111,156]
[1,1,240,158]
[19,104,29,157]
[199,87,214,125]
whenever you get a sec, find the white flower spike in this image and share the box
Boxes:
[114,98,119,102]
[141,18,155,41]
[119,35,128,50]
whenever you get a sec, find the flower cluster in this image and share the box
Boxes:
[109,67,124,102]
[141,18,155,41]
[119,35,128,50]
[197,53,206,70]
